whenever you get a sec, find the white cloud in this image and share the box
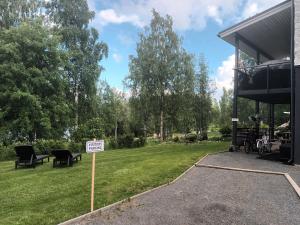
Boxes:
[241,0,284,19]
[88,0,241,31]
[97,9,144,27]
[214,54,235,100]
[88,0,286,31]
[112,53,122,63]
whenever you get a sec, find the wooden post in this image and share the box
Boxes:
[91,140,96,212]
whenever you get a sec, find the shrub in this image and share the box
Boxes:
[118,134,134,148]
[138,136,146,147]
[185,133,197,143]
[0,145,15,161]
[209,136,223,142]
[34,139,68,153]
[146,137,161,146]
[109,138,118,149]
[198,133,208,141]
[109,135,146,149]
[68,141,83,153]
[219,126,232,137]
[173,136,180,142]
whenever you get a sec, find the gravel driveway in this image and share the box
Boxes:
[199,152,300,186]
[65,152,300,225]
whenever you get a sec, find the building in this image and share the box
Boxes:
[218,0,300,164]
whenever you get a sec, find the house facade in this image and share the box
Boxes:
[219,0,300,164]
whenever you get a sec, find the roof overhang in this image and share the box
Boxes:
[218,0,292,62]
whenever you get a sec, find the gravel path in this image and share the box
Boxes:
[70,152,300,225]
[199,152,300,186]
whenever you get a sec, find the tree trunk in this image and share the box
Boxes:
[114,119,118,141]
[143,123,147,138]
[160,91,164,141]
[74,82,79,128]
[160,108,164,141]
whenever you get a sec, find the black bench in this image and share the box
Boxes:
[51,150,82,167]
[15,145,50,169]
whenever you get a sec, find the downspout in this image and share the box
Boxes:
[289,0,295,164]
[231,34,239,151]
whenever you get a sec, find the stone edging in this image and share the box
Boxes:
[195,164,300,198]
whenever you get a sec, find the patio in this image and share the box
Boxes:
[62,152,300,225]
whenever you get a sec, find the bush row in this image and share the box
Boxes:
[172,133,208,143]
[0,136,147,161]
[109,135,146,149]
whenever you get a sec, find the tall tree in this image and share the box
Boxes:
[169,51,195,135]
[98,82,128,139]
[127,10,192,140]
[194,55,213,135]
[219,88,233,128]
[0,20,69,142]
[0,0,44,29]
[46,0,108,127]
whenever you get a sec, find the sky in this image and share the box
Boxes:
[87,0,285,99]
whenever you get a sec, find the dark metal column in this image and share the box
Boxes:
[269,104,275,140]
[290,0,296,164]
[232,35,239,150]
[255,52,260,138]
[255,101,260,137]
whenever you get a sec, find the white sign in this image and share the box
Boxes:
[232,118,239,122]
[86,140,104,153]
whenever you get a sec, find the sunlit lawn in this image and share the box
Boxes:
[0,141,229,225]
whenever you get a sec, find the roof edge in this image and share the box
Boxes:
[218,0,292,39]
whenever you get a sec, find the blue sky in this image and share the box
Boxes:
[87,0,284,98]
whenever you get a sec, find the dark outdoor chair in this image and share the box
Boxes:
[51,150,82,167]
[15,145,50,169]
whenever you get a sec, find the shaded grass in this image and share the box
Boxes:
[0,141,229,225]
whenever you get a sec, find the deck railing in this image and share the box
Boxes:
[235,61,291,91]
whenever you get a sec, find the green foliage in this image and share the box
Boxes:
[184,133,198,143]
[127,10,195,140]
[34,139,68,152]
[194,55,213,135]
[46,0,108,127]
[0,145,15,161]
[198,132,208,141]
[72,117,104,142]
[98,81,129,138]
[219,126,232,137]
[0,20,70,142]
[173,136,180,142]
[109,135,146,149]
[68,141,84,152]
[218,88,233,128]
[0,0,44,29]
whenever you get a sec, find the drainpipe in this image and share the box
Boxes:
[231,35,239,151]
[289,0,295,164]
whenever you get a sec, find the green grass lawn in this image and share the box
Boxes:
[0,141,229,225]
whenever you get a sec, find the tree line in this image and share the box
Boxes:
[0,0,238,145]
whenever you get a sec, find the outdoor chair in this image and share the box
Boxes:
[51,150,82,167]
[15,145,50,169]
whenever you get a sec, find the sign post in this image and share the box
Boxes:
[86,139,104,212]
